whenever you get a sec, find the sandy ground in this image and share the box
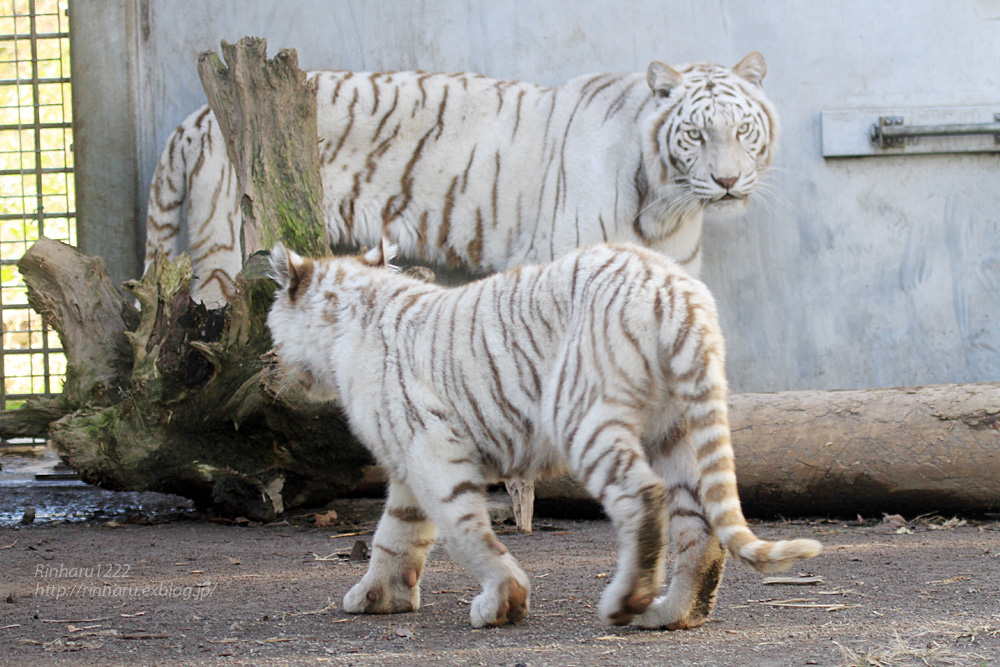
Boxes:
[1,497,999,667]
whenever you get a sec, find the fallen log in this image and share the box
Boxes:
[534,384,1000,517]
[731,384,1000,515]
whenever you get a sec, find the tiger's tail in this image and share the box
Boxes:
[668,283,821,574]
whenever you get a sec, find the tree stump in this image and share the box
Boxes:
[0,237,372,521]
[0,38,370,521]
[197,36,328,260]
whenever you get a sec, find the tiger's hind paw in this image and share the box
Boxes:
[343,569,420,614]
[598,577,657,626]
[633,594,709,630]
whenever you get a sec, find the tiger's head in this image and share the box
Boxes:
[267,240,403,403]
[643,52,778,222]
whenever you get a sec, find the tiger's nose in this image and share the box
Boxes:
[712,175,739,190]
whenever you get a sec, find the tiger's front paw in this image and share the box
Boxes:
[343,569,421,615]
[469,576,530,628]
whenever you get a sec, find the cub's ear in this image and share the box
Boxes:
[733,51,767,86]
[647,60,683,99]
[361,237,400,270]
[269,244,291,288]
[269,244,314,300]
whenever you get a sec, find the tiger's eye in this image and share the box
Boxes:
[737,122,751,135]
[685,128,703,142]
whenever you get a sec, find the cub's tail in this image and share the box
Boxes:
[687,389,822,572]
[668,285,822,573]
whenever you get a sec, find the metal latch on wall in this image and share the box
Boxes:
[870,114,1000,149]
[821,105,1000,157]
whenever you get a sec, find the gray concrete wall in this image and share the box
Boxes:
[69,0,141,287]
[70,0,1000,393]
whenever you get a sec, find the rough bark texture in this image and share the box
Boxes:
[533,384,1000,516]
[197,36,328,260]
[16,236,138,407]
[730,384,1000,515]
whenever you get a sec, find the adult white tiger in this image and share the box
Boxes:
[145,52,777,305]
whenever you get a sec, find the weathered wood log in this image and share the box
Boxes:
[197,36,328,260]
[16,236,138,407]
[731,384,1000,515]
[533,384,1000,516]
[0,236,138,439]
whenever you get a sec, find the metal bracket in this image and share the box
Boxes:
[870,113,1000,149]
[823,105,1000,157]
[870,116,905,148]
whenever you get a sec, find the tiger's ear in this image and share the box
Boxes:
[269,243,314,299]
[361,237,400,270]
[733,51,767,86]
[269,244,292,287]
[647,60,683,99]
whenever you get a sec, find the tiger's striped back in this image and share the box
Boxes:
[267,242,819,629]
[148,53,778,305]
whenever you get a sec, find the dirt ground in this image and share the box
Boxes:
[1,496,998,667]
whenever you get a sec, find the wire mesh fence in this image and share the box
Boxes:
[0,0,73,415]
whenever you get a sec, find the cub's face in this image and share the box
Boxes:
[646,52,778,213]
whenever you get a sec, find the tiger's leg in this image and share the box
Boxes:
[567,414,668,626]
[404,442,530,628]
[635,426,727,630]
[342,478,437,614]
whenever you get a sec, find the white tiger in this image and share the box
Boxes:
[267,241,820,629]
[147,52,777,305]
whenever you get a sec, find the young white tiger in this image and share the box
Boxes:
[148,53,777,305]
[267,241,820,629]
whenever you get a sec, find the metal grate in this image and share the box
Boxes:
[0,0,74,412]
